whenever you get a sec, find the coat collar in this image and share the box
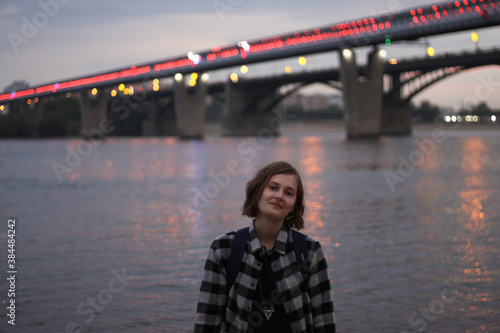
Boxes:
[248,219,289,255]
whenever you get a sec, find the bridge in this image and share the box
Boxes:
[2,0,500,138]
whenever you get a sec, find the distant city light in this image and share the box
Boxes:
[230,72,239,83]
[91,88,98,95]
[240,65,248,74]
[174,73,183,82]
[491,115,497,122]
[27,99,31,105]
[298,56,307,66]
[389,58,398,64]
[379,49,387,58]
[284,65,292,74]
[201,73,209,81]
[189,79,196,87]
[111,89,117,97]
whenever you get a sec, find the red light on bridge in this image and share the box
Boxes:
[369,17,375,23]
[432,5,438,10]
[411,9,416,15]
[418,8,423,14]
[436,12,441,18]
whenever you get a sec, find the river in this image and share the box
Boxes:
[0,123,499,332]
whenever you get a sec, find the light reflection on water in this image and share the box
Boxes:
[0,130,499,332]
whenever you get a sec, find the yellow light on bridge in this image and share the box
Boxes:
[284,65,292,74]
[153,78,159,85]
[66,92,71,98]
[34,97,39,103]
[189,79,197,87]
[91,88,98,95]
[240,65,248,74]
[0,105,4,111]
[471,32,479,42]
[427,47,435,57]
[118,83,125,91]
[123,88,129,95]
[298,56,307,66]
[111,89,117,97]
[230,72,239,83]
[27,99,31,105]
[191,73,198,80]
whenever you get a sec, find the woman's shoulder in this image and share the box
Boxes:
[209,229,238,250]
[290,228,323,250]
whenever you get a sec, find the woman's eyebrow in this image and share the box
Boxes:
[269,181,296,191]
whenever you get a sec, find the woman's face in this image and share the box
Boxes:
[256,173,297,222]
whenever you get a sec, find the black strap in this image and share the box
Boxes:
[292,229,307,273]
[226,227,309,295]
[226,227,249,294]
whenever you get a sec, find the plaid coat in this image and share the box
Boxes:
[194,221,336,332]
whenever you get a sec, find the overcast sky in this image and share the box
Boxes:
[1,0,499,110]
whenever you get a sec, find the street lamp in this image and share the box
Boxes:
[427,46,435,57]
[471,32,479,51]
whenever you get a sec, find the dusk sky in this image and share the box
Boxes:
[1,0,500,110]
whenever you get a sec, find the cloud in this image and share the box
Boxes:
[0,3,20,17]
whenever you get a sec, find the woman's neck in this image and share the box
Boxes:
[254,216,284,250]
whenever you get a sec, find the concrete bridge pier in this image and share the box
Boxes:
[381,73,412,135]
[20,99,43,136]
[174,74,207,139]
[222,81,280,136]
[142,96,177,136]
[340,48,385,138]
[75,89,109,138]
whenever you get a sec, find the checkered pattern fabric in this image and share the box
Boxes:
[195,221,336,332]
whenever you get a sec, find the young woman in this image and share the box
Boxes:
[195,161,335,332]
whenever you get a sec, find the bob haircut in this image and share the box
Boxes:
[242,161,305,230]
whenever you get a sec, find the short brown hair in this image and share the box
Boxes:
[242,161,305,230]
